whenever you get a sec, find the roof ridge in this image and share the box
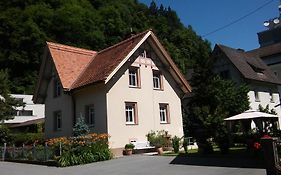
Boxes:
[47,42,97,56]
[97,29,151,54]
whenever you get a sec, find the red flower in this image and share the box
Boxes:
[253,142,261,150]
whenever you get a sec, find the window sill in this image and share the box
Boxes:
[126,123,138,125]
[255,99,260,102]
[270,100,275,103]
[153,88,163,91]
[129,85,141,89]
[160,122,170,124]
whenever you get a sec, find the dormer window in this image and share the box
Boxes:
[129,67,140,88]
[54,78,61,97]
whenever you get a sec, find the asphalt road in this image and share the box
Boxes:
[0,155,266,175]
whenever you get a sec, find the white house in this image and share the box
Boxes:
[212,44,281,127]
[33,30,191,155]
[4,94,45,129]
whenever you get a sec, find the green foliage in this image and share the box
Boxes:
[124,143,135,150]
[0,0,210,94]
[185,51,250,153]
[73,117,90,137]
[54,134,112,167]
[10,132,44,146]
[172,136,181,153]
[0,125,12,144]
[146,130,167,148]
[0,70,24,121]
[258,104,277,115]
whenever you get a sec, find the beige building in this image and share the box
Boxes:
[33,30,191,155]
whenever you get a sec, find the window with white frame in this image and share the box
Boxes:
[85,105,95,126]
[153,70,163,90]
[125,102,137,124]
[159,104,169,124]
[54,78,61,97]
[129,67,140,87]
[54,111,62,131]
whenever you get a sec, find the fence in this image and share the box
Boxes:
[0,143,62,162]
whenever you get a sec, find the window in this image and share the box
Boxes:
[153,70,163,90]
[254,90,260,102]
[270,91,274,103]
[54,111,62,131]
[18,110,33,116]
[54,78,61,97]
[129,67,140,88]
[125,102,138,125]
[85,105,95,126]
[159,104,170,124]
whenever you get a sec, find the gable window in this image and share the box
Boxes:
[125,102,138,125]
[54,111,62,131]
[159,103,170,124]
[153,70,163,90]
[254,90,260,102]
[54,78,61,97]
[129,67,140,88]
[85,105,95,126]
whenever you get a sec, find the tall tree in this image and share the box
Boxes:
[0,70,23,121]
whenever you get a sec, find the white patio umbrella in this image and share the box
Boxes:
[224,110,278,121]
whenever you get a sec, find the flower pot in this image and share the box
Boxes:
[123,149,133,155]
[156,147,163,155]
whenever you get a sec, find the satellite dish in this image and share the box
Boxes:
[273,18,280,24]
[263,21,270,27]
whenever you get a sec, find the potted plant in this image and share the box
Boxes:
[123,143,135,155]
[147,131,167,155]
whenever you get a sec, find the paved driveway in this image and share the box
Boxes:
[0,155,266,175]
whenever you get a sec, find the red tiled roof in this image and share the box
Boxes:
[47,42,97,89]
[70,30,148,89]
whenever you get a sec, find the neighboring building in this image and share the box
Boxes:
[212,44,281,125]
[4,94,45,131]
[33,30,191,155]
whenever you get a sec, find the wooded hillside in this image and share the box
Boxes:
[0,0,211,94]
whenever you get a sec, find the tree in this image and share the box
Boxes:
[0,0,210,94]
[73,117,90,137]
[0,70,23,122]
[185,54,250,153]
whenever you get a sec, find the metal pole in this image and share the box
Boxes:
[2,143,6,161]
[59,142,62,156]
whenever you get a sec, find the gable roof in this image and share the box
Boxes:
[47,42,97,89]
[34,30,191,103]
[71,30,148,89]
[214,44,281,85]
[247,42,281,58]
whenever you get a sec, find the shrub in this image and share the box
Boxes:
[11,132,44,146]
[47,133,112,167]
[125,143,135,150]
[0,125,12,145]
[172,136,181,153]
[146,130,167,148]
[73,117,90,137]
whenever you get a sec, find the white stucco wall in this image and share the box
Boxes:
[73,84,108,134]
[106,51,184,149]
[45,76,73,139]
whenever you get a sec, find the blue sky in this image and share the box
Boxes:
[139,0,281,51]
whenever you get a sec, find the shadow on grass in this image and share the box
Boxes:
[170,148,265,169]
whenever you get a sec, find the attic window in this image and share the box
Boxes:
[248,62,264,74]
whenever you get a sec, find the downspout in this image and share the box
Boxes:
[71,91,76,127]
